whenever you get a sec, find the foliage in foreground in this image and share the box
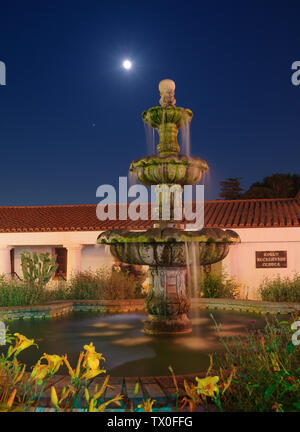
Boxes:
[212,314,300,412]
[0,331,122,412]
[259,274,300,303]
[1,315,299,412]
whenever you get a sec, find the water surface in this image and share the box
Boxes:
[1,309,267,376]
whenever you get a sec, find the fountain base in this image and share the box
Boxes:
[143,314,192,335]
[144,266,192,335]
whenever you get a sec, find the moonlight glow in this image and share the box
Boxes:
[123,59,132,70]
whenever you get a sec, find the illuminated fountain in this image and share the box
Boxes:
[98,79,240,335]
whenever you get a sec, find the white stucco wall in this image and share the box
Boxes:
[221,227,300,299]
[81,245,115,272]
[0,230,110,278]
[0,227,299,299]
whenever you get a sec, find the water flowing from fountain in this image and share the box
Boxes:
[144,122,156,154]
[180,123,191,157]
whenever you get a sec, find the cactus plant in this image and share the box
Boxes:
[21,251,58,289]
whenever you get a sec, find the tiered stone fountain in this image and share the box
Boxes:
[98,79,240,335]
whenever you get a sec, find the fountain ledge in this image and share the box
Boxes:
[0,298,299,321]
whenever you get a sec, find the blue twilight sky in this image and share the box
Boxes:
[0,0,299,205]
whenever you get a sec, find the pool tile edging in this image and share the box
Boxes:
[0,298,299,321]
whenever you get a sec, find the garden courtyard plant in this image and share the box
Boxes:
[0,250,146,307]
[187,270,240,299]
[211,314,300,412]
[21,251,58,289]
[259,274,300,302]
[0,330,123,412]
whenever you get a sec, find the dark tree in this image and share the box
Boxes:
[243,173,300,199]
[219,178,244,200]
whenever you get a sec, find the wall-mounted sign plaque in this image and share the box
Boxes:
[255,251,287,268]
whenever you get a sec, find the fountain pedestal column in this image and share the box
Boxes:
[143,266,192,335]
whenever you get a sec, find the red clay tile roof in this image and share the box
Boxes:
[0,197,298,233]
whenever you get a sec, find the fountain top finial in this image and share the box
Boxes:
[159,79,176,107]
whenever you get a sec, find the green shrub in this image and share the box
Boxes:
[66,267,144,300]
[198,272,240,299]
[213,314,300,412]
[0,266,145,307]
[0,279,53,306]
[259,274,300,302]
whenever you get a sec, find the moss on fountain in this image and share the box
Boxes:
[141,105,193,156]
[97,228,240,267]
[142,106,193,129]
[129,154,209,186]
[98,227,240,244]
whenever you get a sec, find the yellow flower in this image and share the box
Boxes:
[168,365,178,392]
[181,395,197,412]
[13,364,26,385]
[83,343,105,371]
[40,354,63,374]
[82,369,104,381]
[51,386,59,408]
[89,398,96,412]
[195,376,219,397]
[200,291,204,297]
[206,354,213,377]
[75,351,84,376]
[8,333,37,358]
[97,395,123,412]
[84,388,90,403]
[270,354,280,371]
[62,344,106,382]
[62,355,75,377]
[138,398,156,412]
[222,367,236,394]
[30,362,49,382]
[93,375,110,400]
[7,389,17,409]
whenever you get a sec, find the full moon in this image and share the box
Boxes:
[122,59,132,70]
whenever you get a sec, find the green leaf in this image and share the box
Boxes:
[287,340,297,354]
[264,385,276,400]
[293,402,300,410]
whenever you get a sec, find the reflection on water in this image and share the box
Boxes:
[0,310,267,376]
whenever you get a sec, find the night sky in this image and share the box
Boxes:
[0,1,299,205]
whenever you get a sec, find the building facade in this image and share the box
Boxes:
[0,195,299,299]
